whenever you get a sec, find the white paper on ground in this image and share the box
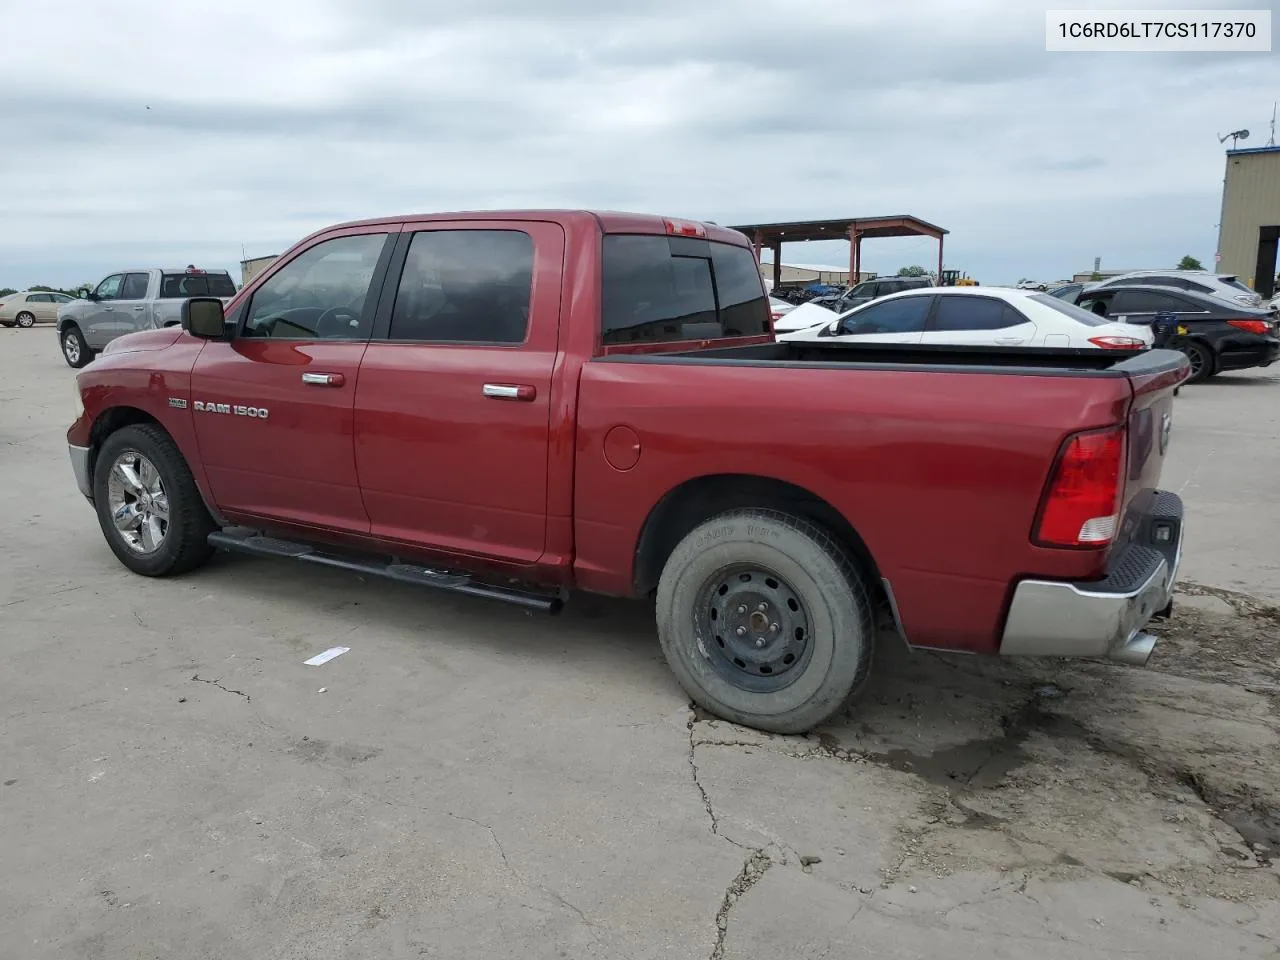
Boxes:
[304,646,350,666]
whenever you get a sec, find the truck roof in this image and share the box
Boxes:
[317,209,751,247]
[106,267,233,275]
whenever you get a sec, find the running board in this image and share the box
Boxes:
[207,530,564,613]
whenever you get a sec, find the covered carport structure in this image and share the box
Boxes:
[729,215,949,290]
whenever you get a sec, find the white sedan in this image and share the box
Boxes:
[779,286,1154,350]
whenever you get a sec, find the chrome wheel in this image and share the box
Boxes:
[106,452,170,554]
[63,332,81,365]
[696,565,813,693]
[16,312,34,328]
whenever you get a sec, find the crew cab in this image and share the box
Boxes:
[67,210,1190,734]
[57,266,237,368]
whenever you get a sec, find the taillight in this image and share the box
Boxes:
[771,311,782,321]
[663,218,706,238]
[1035,425,1126,548]
[1226,319,1270,335]
[1088,335,1147,349]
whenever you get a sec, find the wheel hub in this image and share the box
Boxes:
[698,567,811,692]
[106,451,169,554]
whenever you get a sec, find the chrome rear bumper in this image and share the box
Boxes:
[1000,492,1183,665]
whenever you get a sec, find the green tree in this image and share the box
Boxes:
[896,265,928,277]
[0,288,16,298]
[1176,255,1204,270]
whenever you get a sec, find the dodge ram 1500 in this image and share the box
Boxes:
[67,210,1190,733]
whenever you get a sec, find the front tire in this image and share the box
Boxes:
[93,424,216,577]
[61,325,93,368]
[15,312,35,328]
[655,509,874,734]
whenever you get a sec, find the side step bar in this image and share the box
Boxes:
[207,529,565,613]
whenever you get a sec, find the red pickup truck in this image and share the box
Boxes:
[67,210,1189,733]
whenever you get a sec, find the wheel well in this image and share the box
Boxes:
[632,474,882,597]
[88,407,162,476]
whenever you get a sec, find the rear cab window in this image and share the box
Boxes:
[600,235,770,347]
[160,271,237,298]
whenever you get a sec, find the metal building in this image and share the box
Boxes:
[1216,145,1280,299]
[240,255,279,287]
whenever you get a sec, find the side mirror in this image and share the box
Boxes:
[181,297,232,340]
[84,289,98,301]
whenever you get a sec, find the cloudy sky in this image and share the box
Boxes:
[1,0,1275,288]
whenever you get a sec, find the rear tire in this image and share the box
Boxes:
[93,424,216,577]
[655,509,874,734]
[1179,340,1214,384]
[15,312,35,328]
[61,325,93,368]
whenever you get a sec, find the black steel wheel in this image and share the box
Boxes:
[1179,340,1213,384]
[656,509,874,734]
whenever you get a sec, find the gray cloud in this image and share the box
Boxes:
[0,0,1273,288]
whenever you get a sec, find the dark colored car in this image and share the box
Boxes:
[813,276,933,313]
[1076,284,1279,383]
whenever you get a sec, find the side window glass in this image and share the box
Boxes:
[244,233,389,340]
[121,273,149,300]
[933,296,1021,331]
[94,275,124,300]
[389,230,534,343]
[841,296,931,334]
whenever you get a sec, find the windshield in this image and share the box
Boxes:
[1030,293,1109,326]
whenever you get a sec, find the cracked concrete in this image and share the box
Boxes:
[2,334,1280,959]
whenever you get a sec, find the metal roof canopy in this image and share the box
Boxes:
[729,215,949,288]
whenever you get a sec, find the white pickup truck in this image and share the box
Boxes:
[57,266,236,368]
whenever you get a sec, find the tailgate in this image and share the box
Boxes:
[1117,350,1189,541]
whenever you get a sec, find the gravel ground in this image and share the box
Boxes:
[1,329,1277,959]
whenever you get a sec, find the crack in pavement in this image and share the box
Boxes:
[444,811,626,956]
[710,849,773,960]
[190,674,251,701]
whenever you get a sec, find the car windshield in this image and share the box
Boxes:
[1030,293,1109,326]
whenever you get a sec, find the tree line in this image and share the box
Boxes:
[0,283,93,299]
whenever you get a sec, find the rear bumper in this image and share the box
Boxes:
[1217,337,1280,371]
[1000,491,1183,665]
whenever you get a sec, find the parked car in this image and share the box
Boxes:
[1047,281,1098,302]
[781,287,1153,351]
[1075,284,1279,382]
[67,209,1188,734]
[768,297,797,324]
[0,290,78,327]
[1092,270,1263,309]
[774,276,936,333]
[57,266,237,368]
[1015,280,1048,291]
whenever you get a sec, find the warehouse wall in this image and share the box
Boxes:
[1218,148,1280,294]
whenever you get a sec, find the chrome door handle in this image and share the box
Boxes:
[483,383,536,401]
[995,337,1024,344]
[133,306,145,311]
[302,372,346,387]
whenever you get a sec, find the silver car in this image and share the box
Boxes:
[1092,270,1263,309]
[57,267,237,367]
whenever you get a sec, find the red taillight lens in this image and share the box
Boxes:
[663,218,707,238]
[1035,425,1126,548]
[771,311,782,320]
[1088,335,1147,349]
[1226,319,1270,335]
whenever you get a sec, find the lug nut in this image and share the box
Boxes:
[736,627,747,636]
[770,623,780,633]
[757,602,768,612]
[737,605,747,615]
[755,638,766,648]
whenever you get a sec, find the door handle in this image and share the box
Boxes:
[133,306,145,311]
[103,306,114,311]
[302,372,346,387]
[995,337,1024,345]
[483,383,536,401]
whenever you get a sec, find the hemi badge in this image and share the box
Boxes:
[169,398,189,409]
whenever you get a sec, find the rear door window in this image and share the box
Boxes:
[388,229,534,343]
[1112,290,1194,314]
[601,235,769,345]
[932,295,1023,330]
